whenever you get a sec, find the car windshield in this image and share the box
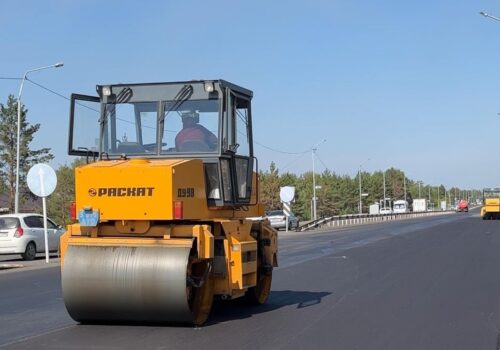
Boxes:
[267,210,284,216]
[0,217,19,229]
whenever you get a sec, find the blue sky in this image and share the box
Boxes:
[1,0,500,189]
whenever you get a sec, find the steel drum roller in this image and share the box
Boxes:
[62,245,193,323]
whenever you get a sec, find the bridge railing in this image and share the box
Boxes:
[297,210,457,232]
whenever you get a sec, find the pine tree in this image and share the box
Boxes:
[47,158,85,226]
[0,95,54,211]
[259,162,281,211]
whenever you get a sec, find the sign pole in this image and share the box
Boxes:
[39,168,49,263]
[285,208,289,232]
[283,201,291,232]
[280,186,295,233]
[27,164,58,265]
[42,197,49,263]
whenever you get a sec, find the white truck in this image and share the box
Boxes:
[369,203,380,215]
[393,200,409,213]
[412,198,427,212]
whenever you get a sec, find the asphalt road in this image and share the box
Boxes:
[1,209,499,349]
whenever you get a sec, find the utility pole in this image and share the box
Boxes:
[438,186,440,210]
[358,158,370,214]
[358,166,362,214]
[383,170,386,209]
[428,186,431,209]
[15,62,64,213]
[312,147,317,221]
[310,139,326,221]
[403,174,407,203]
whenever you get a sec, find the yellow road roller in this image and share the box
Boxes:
[60,80,277,325]
[481,188,500,220]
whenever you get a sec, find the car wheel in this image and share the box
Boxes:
[21,242,36,261]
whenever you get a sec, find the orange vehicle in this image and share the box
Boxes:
[60,80,277,325]
[481,188,500,220]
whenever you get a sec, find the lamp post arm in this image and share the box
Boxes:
[480,11,500,22]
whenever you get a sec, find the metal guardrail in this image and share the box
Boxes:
[297,210,457,232]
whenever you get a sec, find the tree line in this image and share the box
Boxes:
[259,162,478,220]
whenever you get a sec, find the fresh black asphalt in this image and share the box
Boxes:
[1,209,498,349]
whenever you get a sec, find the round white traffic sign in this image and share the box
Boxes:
[280,186,295,203]
[27,163,57,197]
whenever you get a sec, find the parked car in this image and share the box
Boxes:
[379,207,393,215]
[0,214,64,261]
[266,210,299,230]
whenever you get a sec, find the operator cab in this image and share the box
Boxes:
[69,80,255,207]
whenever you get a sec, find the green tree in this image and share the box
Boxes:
[295,172,314,220]
[0,95,54,211]
[317,170,339,216]
[47,158,85,226]
[259,162,281,211]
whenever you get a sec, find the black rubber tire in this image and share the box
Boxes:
[21,242,36,261]
[246,272,272,305]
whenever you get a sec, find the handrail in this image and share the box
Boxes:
[296,209,462,232]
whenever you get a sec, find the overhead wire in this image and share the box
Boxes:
[253,140,310,155]
[26,78,71,102]
[234,109,308,155]
[315,151,330,172]
[24,79,311,156]
[279,151,310,172]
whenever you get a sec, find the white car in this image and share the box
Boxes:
[379,207,393,215]
[266,210,299,230]
[0,214,64,260]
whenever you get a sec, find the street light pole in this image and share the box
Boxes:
[310,139,326,221]
[403,172,407,203]
[15,63,63,213]
[383,170,386,209]
[438,186,440,210]
[358,158,370,214]
[312,147,317,221]
[428,186,431,209]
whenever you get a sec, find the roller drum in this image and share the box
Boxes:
[62,245,193,323]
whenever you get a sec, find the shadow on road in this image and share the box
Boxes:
[208,290,332,325]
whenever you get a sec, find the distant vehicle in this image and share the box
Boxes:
[369,203,380,215]
[412,198,427,212]
[379,207,393,215]
[440,201,447,211]
[0,214,64,260]
[393,200,409,214]
[266,210,299,230]
[481,188,500,220]
[456,199,469,213]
